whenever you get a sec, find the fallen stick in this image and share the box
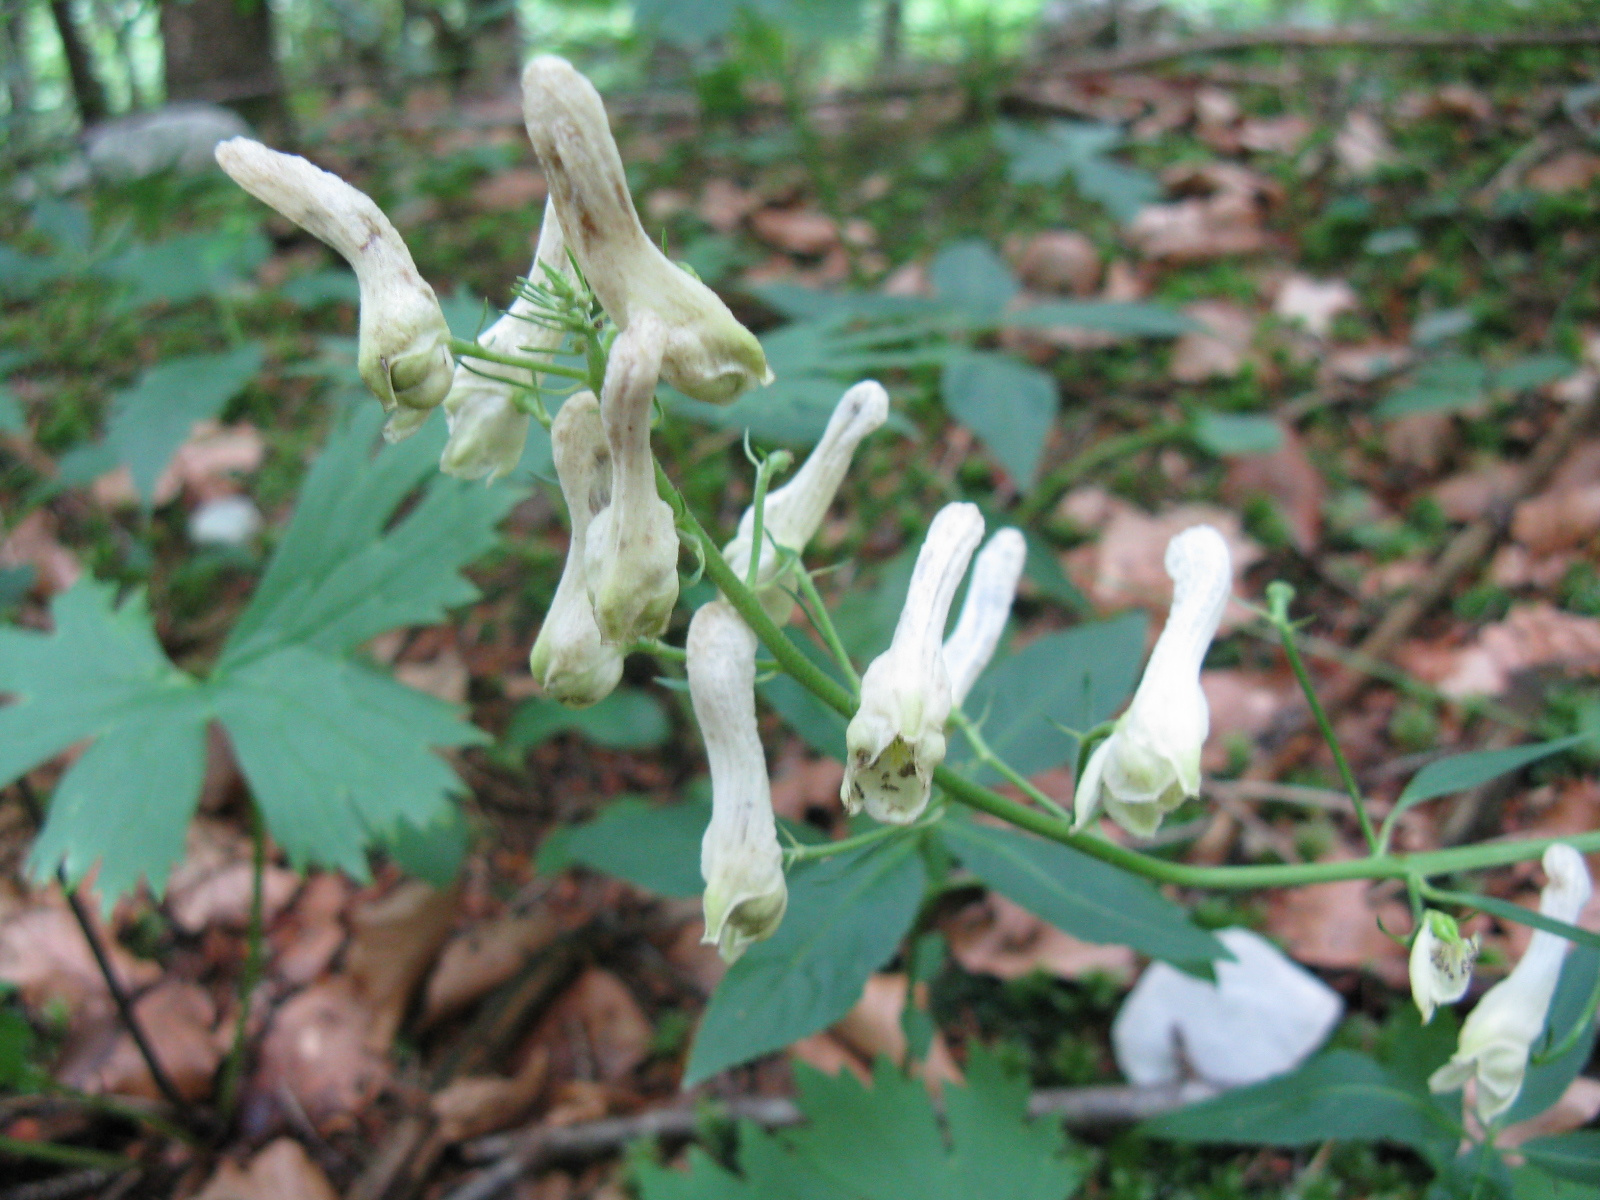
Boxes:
[444,1081,1217,1200]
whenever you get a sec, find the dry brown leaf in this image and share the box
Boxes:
[768,748,844,823]
[1512,484,1600,555]
[750,207,838,256]
[394,646,470,704]
[830,974,963,1090]
[1333,111,1396,177]
[1273,275,1358,338]
[1321,341,1412,386]
[1432,604,1600,697]
[1265,875,1408,982]
[1499,1077,1600,1151]
[432,1046,549,1143]
[0,509,81,597]
[422,910,561,1026]
[1128,197,1270,261]
[790,1032,869,1082]
[252,977,392,1133]
[269,873,350,988]
[170,862,298,936]
[945,893,1136,982]
[93,422,263,509]
[475,168,547,213]
[1014,230,1099,295]
[663,918,726,997]
[645,188,691,221]
[193,1137,340,1200]
[880,260,930,297]
[1236,114,1312,154]
[1433,462,1522,523]
[59,980,220,1101]
[1200,670,1293,772]
[345,880,460,1049]
[0,902,160,1027]
[1525,151,1600,195]
[1170,301,1257,382]
[698,179,758,233]
[1221,423,1324,551]
[523,968,652,1085]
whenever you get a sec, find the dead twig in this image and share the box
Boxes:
[0,1170,122,1200]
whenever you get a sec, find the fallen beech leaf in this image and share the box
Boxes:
[431,1046,549,1143]
[1273,275,1358,338]
[252,978,391,1133]
[1200,670,1293,771]
[542,1078,610,1127]
[790,1032,870,1082]
[346,881,459,1049]
[1498,1077,1600,1150]
[1525,151,1600,194]
[880,260,930,297]
[699,179,758,233]
[0,509,81,597]
[750,207,838,256]
[664,918,726,996]
[1265,875,1408,981]
[830,973,963,1090]
[1513,484,1600,555]
[1433,462,1522,523]
[523,967,652,1085]
[170,861,298,935]
[475,168,547,213]
[59,980,220,1101]
[1015,230,1100,295]
[194,1137,340,1200]
[0,902,159,1027]
[422,910,561,1026]
[1236,114,1311,154]
[1433,603,1600,697]
[768,748,844,823]
[269,873,350,988]
[1333,111,1396,177]
[1169,301,1257,382]
[94,421,263,509]
[1128,197,1270,261]
[1321,341,1412,386]
[1222,423,1324,551]
[1113,928,1342,1088]
[394,646,470,704]
[944,893,1136,982]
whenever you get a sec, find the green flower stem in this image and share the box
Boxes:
[950,709,1072,823]
[1267,584,1380,854]
[632,637,688,663]
[0,1134,132,1172]
[447,337,590,383]
[653,466,1600,890]
[745,449,793,592]
[218,804,267,1124]
[784,816,931,864]
[794,565,860,692]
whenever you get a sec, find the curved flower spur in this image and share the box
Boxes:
[843,502,985,824]
[527,391,623,707]
[722,380,889,624]
[942,527,1027,707]
[1430,843,1592,1124]
[1074,523,1232,838]
[439,200,568,482]
[213,138,453,439]
[688,600,787,962]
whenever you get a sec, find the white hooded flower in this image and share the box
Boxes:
[1410,910,1480,1025]
[1073,524,1231,837]
[843,503,984,825]
[722,380,889,624]
[439,200,567,482]
[583,315,680,644]
[213,138,452,438]
[527,391,623,706]
[1430,843,1592,1125]
[520,55,771,404]
[942,527,1026,707]
[688,599,787,962]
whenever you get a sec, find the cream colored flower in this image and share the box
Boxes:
[689,600,786,962]
[440,200,567,482]
[722,380,889,624]
[1073,524,1231,837]
[1410,910,1480,1025]
[213,138,452,436]
[1430,844,1592,1125]
[583,315,680,644]
[943,527,1026,706]
[527,391,623,706]
[843,503,985,824]
[520,55,771,404]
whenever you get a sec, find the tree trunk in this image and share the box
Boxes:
[1,3,37,139]
[49,0,109,124]
[159,0,289,138]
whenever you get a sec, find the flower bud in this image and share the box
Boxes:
[440,201,567,481]
[1410,910,1480,1025]
[527,391,623,706]
[1073,524,1231,837]
[943,528,1026,706]
[688,600,787,962]
[584,316,679,643]
[213,138,452,433]
[723,380,889,624]
[1429,844,1592,1124]
[520,55,771,404]
[843,502,985,824]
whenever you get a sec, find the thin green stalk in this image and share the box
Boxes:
[218,805,267,1123]
[1532,965,1600,1065]
[1267,584,1380,853]
[0,1135,131,1172]
[447,337,590,382]
[950,709,1072,823]
[794,565,859,692]
[632,638,687,663]
[652,465,1600,891]
[1017,420,1186,524]
[785,816,930,864]
[744,448,792,592]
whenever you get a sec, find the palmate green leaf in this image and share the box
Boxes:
[507,688,672,751]
[940,351,1057,488]
[221,405,519,665]
[211,645,485,875]
[2,581,210,902]
[684,837,925,1085]
[106,343,264,506]
[1144,1050,1459,1152]
[938,817,1225,968]
[539,797,708,898]
[930,240,1019,324]
[639,1050,1083,1200]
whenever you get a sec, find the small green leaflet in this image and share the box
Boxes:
[1144,1049,1459,1152]
[994,120,1160,222]
[1508,946,1600,1125]
[508,688,672,751]
[1190,411,1284,457]
[940,351,1057,488]
[538,797,708,898]
[684,837,925,1085]
[929,240,1019,324]
[639,1051,1085,1200]
[999,300,1198,337]
[106,344,264,506]
[938,818,1225,967]
[1391,735,1584,824]
[0,387,23,434]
